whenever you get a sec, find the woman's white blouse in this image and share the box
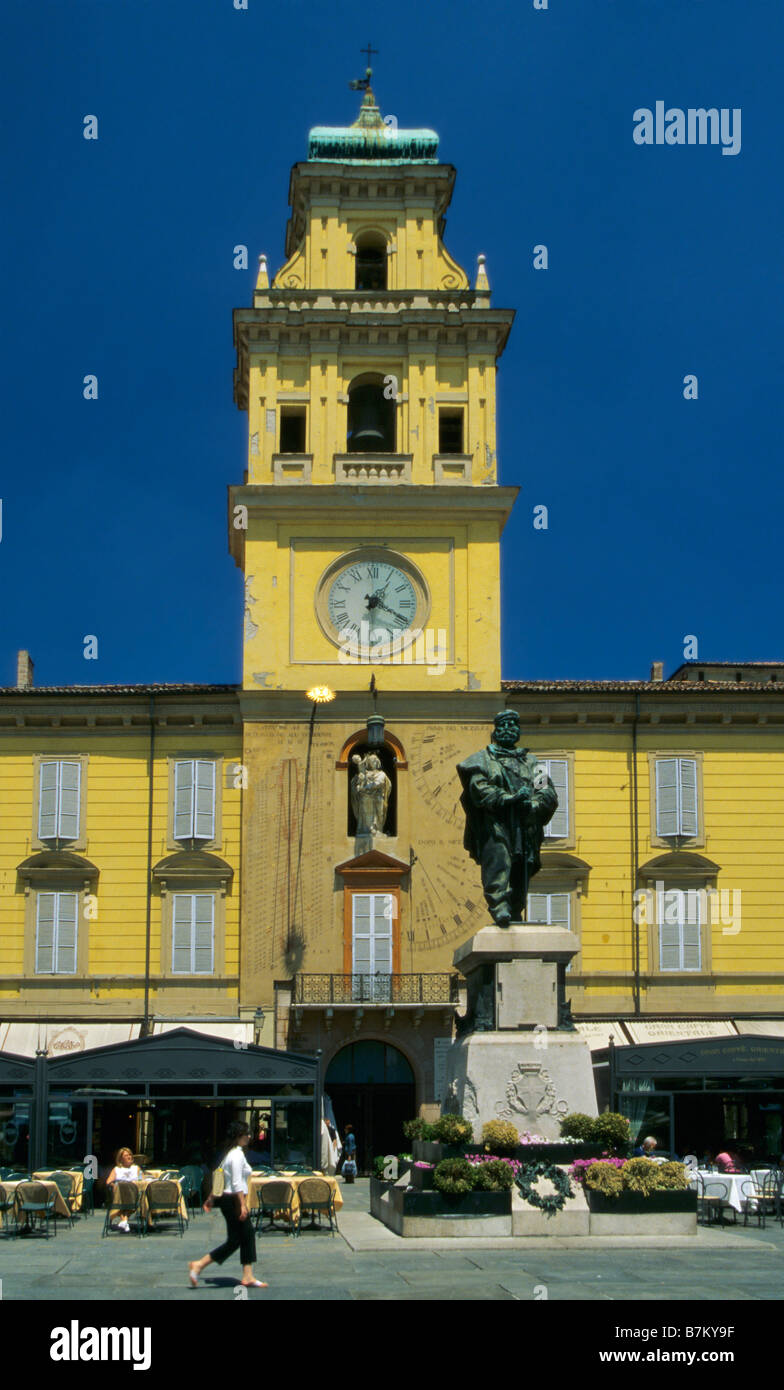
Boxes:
[114,1165,140,1181]
[221,1146,251,1194]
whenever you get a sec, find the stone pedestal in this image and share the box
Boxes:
[445,924,598,1141]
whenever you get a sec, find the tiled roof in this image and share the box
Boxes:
[0,684,239,696]
[501,679,783,693]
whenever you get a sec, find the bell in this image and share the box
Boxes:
[348,384,392,452]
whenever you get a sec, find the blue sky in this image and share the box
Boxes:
[2,0,781,686]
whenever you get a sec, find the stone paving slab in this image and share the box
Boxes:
[0,1179,781,1301]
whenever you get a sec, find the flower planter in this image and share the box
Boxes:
[586,1187,697,1236]
[413,1140,607,1165]
[394,1187,511,1218]
[586,1189,697,1215]
[409,1165,436,1191]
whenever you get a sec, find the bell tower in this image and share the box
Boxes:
[228,73,517,693]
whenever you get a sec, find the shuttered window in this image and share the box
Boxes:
[352,894,394,975]
[173,760,216,841]
[528,891,573,971]
[538,759,569,838]
[171,894,214,974]
[657,888,701,971]
[655,758,698,837]
[38,761,82,841]
[36,892,78,974]
[527,892,571,930]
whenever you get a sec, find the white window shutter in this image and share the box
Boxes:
[527,893,546,921]
[658,889,683,970]
[58,762,81,840]
[372,895,393,972]
[682,891,701,970]
[548,893,570,929]
[172,895,194,973]
[543,760,569,838]
[656,759,679,837]
[193,895,215,974]
[194,761,216,840]
[39,762,59,840]
[678,759,698,837]
[352,895,372,973]
[174,761,195,840]
[36,893,56,973]
[55,893,78,974]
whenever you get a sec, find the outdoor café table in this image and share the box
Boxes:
[246,1171,343,1223]
[5,1178,72,1222]
[34,1169,84,1213]
[690,1170,757,1215]
[108,1176,188,1229]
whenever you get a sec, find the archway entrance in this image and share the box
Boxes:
[325,1040,415,1174]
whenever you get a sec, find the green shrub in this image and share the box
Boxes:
[481,1120,519,1152]
[433,1157,477,1195]
[433,1114,474,1146]
[621,1157,661,1195]
[584,1161,624,1197]
[652,1161,688,1191]
[592,1111,631,1153]
[559,1112,595,1140]
[472,1159,515,1192]
[402,1118,436,1143]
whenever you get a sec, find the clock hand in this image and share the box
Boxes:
[375,598,407,622]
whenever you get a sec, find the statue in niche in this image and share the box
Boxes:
[457,710,558,927]
[350,752,391,836]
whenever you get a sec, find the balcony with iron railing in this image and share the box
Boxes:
[292,973,460,1006]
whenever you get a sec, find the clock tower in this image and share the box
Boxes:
[230,73,523,1146]
[229,74,516,693]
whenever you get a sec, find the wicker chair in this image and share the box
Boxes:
[14,1182,57,1238]
[297,1177,338,1233]
[255,1180,299,1236]
[0,1182,14,1235]
[102,1180,144,1238]
[145,1179,187,1236]
[48,1171,76,1226]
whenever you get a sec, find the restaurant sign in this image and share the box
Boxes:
[615,1033,784,1077]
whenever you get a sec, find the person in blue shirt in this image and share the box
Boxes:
[341,1124,357,1180]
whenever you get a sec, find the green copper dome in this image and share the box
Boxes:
[308,81,438,164]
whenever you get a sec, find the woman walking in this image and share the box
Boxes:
[188,1121,267,1290]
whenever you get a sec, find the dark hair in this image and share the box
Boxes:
[226,1121,250,1146]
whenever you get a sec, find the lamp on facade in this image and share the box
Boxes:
[306,686,336,705]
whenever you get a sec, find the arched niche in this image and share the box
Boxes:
[347,372,395,453]
[354,230,388,290]
[337,729,407,839]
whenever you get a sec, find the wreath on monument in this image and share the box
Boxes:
[516,1161,573,1215]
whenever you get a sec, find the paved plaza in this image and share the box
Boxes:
[0,1181,782,1301]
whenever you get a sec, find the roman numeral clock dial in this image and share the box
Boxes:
[316,547,429,657]
[409,730,487,952]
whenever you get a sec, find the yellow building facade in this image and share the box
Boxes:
[2,82,783,1166]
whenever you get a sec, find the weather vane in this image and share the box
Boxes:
[349,43,378,91]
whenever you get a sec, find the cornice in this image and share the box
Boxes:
[227,482,518,524]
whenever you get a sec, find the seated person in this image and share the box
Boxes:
[106,1146,141,1232]
[633,1135,660,1159]
[716,1148,741,1173]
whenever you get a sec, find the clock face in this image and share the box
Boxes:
[316,548,429,657]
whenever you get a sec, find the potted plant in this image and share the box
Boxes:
[583,1158,696,1215]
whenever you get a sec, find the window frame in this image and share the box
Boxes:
[35,890,79,975]
[534,751,575,849]
[170,892,215,976]
[167,756,222,851]
[32,754,88,851]
[656,886,702,973]
[648,751,705,848]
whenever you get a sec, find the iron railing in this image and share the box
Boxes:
[293,973,459,1005]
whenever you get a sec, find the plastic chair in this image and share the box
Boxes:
[102,1181,144,1238]
[297,1177,338,1233]
[696,1175,727,1226]
[14,1182,57,1239]
[255,1180,299,1236]
[146,1180,187,1236]
[740,1178,764,1229]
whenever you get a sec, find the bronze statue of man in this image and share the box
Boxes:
[457,711,558,926]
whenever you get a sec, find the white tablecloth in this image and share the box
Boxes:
[689,1170,756,1213]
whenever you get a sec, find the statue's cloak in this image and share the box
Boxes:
[456,746,558,876]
